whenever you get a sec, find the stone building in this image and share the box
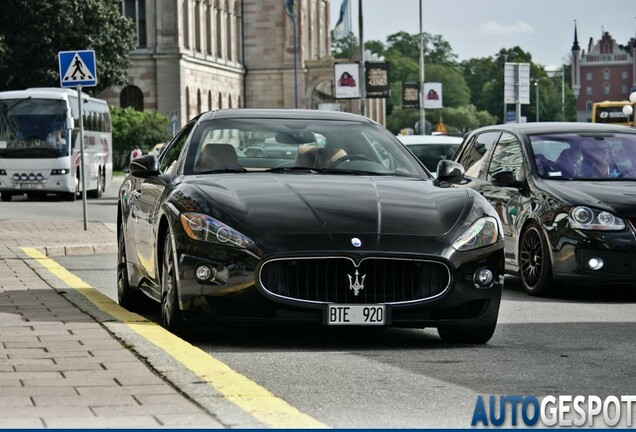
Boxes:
[99,0,385,130]
[571,24,636,122]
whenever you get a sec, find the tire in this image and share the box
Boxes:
[27,192,46,200]
[161,233,188,336]
[117,224,144,311]
[519,222,556,296]
[1,192,13,202]
[89,170,103,199]
[437,322,497,344]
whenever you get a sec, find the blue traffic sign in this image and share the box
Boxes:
[58,50,97,87]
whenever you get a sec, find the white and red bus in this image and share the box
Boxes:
[0,87,112,201]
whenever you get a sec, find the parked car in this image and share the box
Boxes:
[448,122,636,296]
[396,134,463,172]
[118,109,504,343]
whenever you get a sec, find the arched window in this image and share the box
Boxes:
[197,89,202,114]
[228,94,232,108]
[208,91,212,110]
[218,92,223,110]
[120,85,144,111]
[186,87,191,119]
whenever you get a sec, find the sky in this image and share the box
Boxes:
[329,0,636,70]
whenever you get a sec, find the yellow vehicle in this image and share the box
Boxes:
[591,101,635,126]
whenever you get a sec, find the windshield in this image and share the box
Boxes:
[0,98,70,159]
[530,132,636,180]
[183,118,428,178]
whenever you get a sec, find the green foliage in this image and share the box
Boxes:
[331,32,359,59]
[0,0,136,93]
[111,107,170,169]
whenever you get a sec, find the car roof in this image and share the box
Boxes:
[471,122,636,135]
[396,135,463,145]
[198,108,376,124]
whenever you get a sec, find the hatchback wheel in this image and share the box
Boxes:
[519,222,555,296]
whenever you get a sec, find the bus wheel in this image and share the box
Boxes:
[1,192,12,202]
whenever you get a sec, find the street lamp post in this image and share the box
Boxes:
[534,80,540,122]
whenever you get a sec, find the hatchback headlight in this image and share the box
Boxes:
[452,216,499,251]
[569,206,625,231]
[180,212,255,248]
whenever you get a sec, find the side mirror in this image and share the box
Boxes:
[436,160,465,182]
[129,154,160,178]
[490,170,522,188]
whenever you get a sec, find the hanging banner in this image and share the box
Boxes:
[423,82,443,109]
[402,82,420,110]
[365,62,390,98]
[334,63,360,99]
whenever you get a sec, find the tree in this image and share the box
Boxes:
[110,107,171,169]
[0,0,136,93]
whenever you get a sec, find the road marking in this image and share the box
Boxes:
[22,247,327,429]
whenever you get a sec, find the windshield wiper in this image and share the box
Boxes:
[4,96,32,113]
[268,166,321,173]
[197,168,247,174]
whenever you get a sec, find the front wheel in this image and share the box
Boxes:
[161,234,188,336]
[1,192,13,202]
[437,322,497,344]
[117,224,144,311]
[519,222,556,296]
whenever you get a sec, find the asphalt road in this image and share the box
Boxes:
[54,252,636,428]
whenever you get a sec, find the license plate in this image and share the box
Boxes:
[18,183,40,190]
[327,304,385,326]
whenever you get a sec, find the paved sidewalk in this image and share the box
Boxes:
[0,221,244,428]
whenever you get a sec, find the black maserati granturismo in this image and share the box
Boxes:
[118,109,504,343]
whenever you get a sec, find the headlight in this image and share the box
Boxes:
[452,216,499,251]
[179,212,255,248]
[569,206,625,231]
[51,168,69,175]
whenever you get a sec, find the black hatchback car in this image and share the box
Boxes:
[117,109,504,343]
[449,122,636,296]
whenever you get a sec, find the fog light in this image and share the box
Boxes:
[195,265,211,281]
[474,267,494,288]
[588,257,604,271]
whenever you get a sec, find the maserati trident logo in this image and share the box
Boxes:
[351,237,362,247]
[348,269,366,296]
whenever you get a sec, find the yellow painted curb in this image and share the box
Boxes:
[22,247,327,429]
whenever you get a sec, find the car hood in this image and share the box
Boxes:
[189,174,470,237]
[541,179,636,217]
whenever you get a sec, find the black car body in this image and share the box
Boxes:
[449,122,636,295]
[118,109,504,343]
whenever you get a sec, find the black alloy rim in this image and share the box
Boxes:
[520,226,543,288]
[161,237,177,328]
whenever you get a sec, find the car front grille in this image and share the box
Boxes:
[259,256,451,304]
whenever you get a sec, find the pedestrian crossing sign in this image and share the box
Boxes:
[58,50,97,87]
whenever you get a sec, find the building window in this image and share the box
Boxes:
[225,0,232,61]
[218,92,222,109]
[206,2,212,55]
[623,85,629,95]
[586,87,593,96]
[183,0,190,49]
[208,91,212,110]
[186,87,190,119]
[197,89,202,114]
[122,0,147,48]
[603,69,610,80]
[215,0,222,58]
[585,101,593,111]
[120,85,144,111]
[195,1,201,52]
[586,72,593,81]
[603,84,610,95]
[622,71,628,80]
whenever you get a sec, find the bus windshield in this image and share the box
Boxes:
[0,98,70,159]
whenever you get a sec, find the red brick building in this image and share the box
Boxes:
[571,24,636,122]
